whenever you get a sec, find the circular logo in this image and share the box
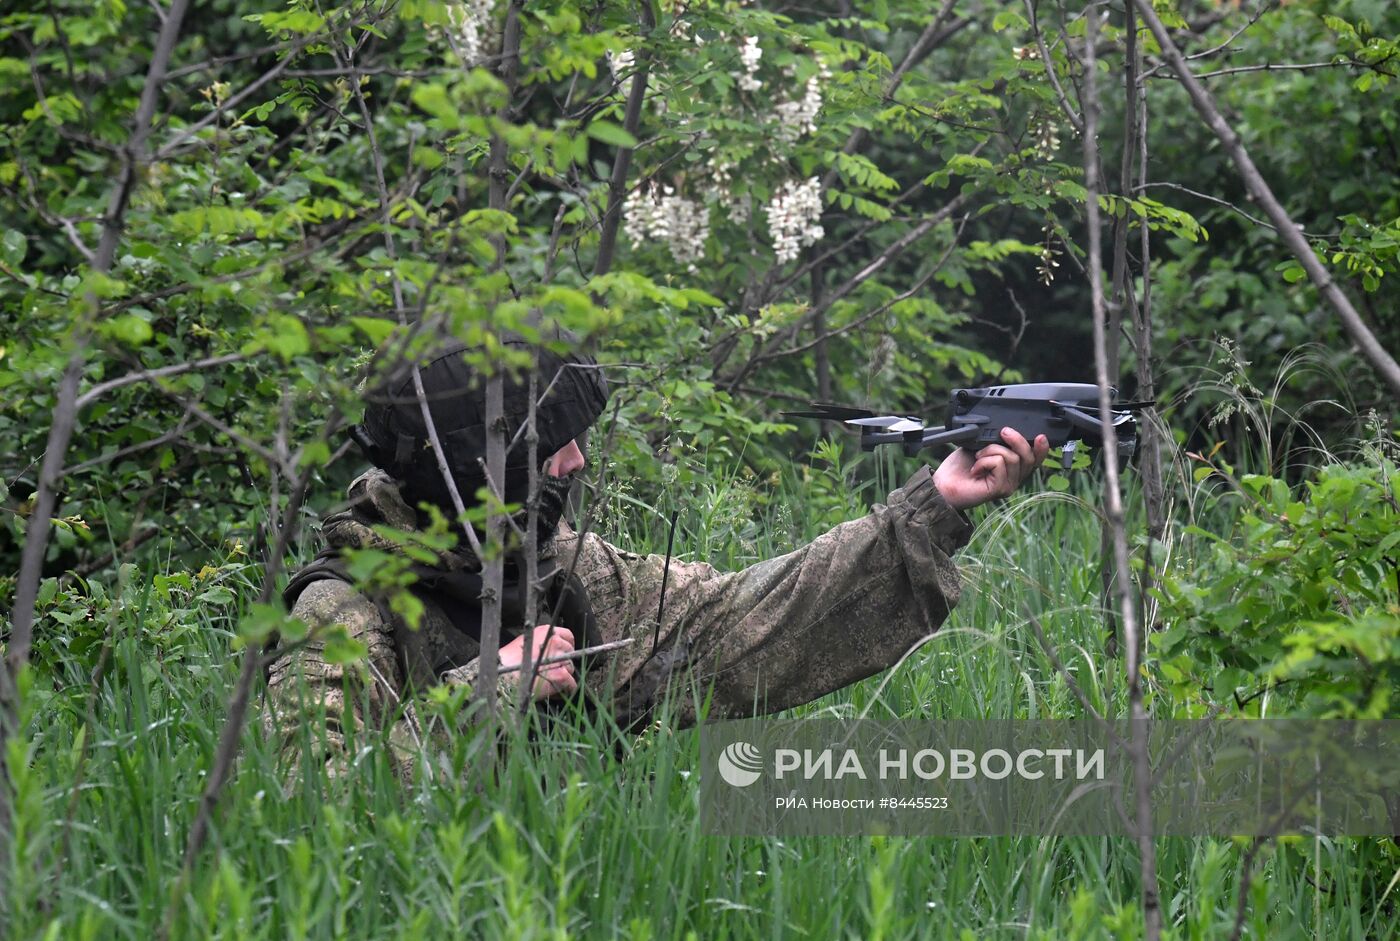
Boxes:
[717,741,763,787]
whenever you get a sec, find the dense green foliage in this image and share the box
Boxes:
[3,0,1399,937]
[4,0,1398,571]
[1156,447,1400,720]
[7,468,1399,939]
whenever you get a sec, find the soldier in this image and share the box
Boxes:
[266,334,1048,778]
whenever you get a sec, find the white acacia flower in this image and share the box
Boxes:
[774,74,823,143]
[440,0,496,66]
[624,183,711,271]
[738,36,763,92]
[1032,117,1061,159]
[766,177,824,264]
[607,48,635,81]
[702,157,752,226]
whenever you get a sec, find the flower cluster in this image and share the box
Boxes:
[774,73,823,143]
[1036,223,1062,285]
[624,183,711,271]
[1031,115,1061,159]
[441,0,495,66]
[607,48,635,81]
[704,157,753,227]
[766,177,824,264]
[738,36,763,92]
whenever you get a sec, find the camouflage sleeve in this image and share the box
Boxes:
[265,579,422,781]
[568,464,974,725]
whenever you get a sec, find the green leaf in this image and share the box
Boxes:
[323,629,369,665]
[197,585,236,605]
[237,603,285,645]
[586,120,637,148]
[104,314,154,347]
[1,230,25,266]
[992,10,1029,32]
[411,83,458,123]
[36,578,58,608]
[351,316,398,345]
[413,145,445,170]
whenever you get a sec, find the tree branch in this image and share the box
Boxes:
[593,1,656,280]
[1082,10,1161,938]
[723,193,968,390]
[477,0,528,715]
[818,0,969,193]
[3,0,193,735]
[749,213,970,367]
[1025,0,1085,135]
[1133,0,1400,397]
[74,353,246,409]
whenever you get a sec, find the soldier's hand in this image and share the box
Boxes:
[499,625,577,699]
[932,427,1050,511]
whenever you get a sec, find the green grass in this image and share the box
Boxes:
[5,449,1397,940]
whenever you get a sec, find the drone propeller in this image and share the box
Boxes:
[845,416,924,432]
[1054,403,1136,437]
[782,402,879,422]
[783,403,925,432]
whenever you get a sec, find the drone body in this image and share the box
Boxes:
[785,383,1149,469]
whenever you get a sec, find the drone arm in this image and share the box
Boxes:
[909,424,981,455]
[1055,404,1111,436]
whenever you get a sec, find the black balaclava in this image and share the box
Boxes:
[349,327,608,545]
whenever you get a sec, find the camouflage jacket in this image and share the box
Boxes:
[265,465,974,776]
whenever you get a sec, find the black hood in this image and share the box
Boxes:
[351,328,609,512]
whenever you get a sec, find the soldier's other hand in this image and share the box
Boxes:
[932,428,1050,511]
[500,625,577,699]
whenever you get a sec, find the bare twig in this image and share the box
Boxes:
[3,0,193,740]
[593,2,656,280]
[74,353,247,409]
[1127,7,1168,578]
[476,0,528,715]
[1133,0,1400,397]
[1188,60,1355,80]
[165,466,315,936]
[1082,10,1161,938]
[499,638,635,675]
[1133,181,1337,238]
[724,193,968,389]
[518,367,542,715]
[1025,0,1085,135]
[750,214,970,366]
[1185,2,1275,61]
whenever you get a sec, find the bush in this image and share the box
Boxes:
[1154,449,1400,718]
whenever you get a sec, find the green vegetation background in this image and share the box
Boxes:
[2,0,1398,937]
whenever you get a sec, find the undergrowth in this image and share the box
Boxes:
[5,429,1398,940]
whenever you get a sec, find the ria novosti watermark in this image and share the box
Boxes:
[700,719,1398,837]
[726,742,1105,784]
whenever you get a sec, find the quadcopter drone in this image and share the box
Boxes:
[785,382,1151,469]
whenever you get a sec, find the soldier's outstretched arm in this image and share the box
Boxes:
[572,463,978,725]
